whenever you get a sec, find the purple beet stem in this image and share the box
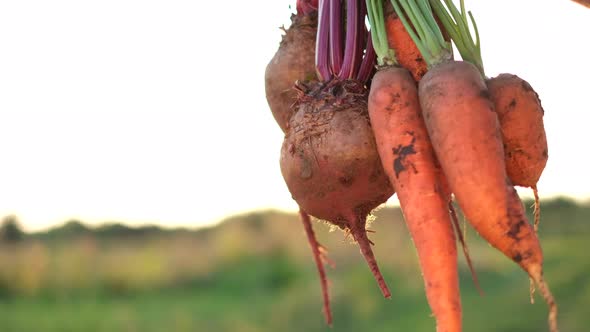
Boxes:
[354,0,367,76]
[356,34,376,83]
[315,0,332,81]
[318,0,370,82]
[338,0,360,79]
[329,0,343,74]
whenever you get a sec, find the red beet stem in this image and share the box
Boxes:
[329,0,343,74]
[356,32,376,83]
[316,0,332,81]
[353,0,367,75]
[338,0,361,79]
[299,209,333,326]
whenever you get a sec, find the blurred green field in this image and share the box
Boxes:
[0,197,588,332]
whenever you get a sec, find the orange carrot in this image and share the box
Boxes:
[384,10,428,81]
[369,65,462,332]
[423,61,558,332]
[487,74,548,231]
[487,74,547,189]
[429,1,548,232]
[420,60,557,331]
[394,1,558,330]
[367,2,462,329]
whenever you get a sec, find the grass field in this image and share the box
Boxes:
[0,198,588,331]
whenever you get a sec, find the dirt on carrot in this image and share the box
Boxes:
[487,73,548,188]
[419,61,558,332]
[369,65,462,332]
[384,13,427,81]
[487,73,548,231]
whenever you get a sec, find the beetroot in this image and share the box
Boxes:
[281,80,393,225]
[277,0,393,323]
[281,78,394,298]
[265,12,317,132]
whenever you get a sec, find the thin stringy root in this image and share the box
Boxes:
[530,278,536,304]
[533,185,541,232]
[528,186,541,304]
[299,209,333,326]
[347,214,391,299]
[534,276,559,332]
[449,202,483,295]
[318,244,336,268]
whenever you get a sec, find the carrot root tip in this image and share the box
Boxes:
[529,277,536,304]
[535,276,559,332]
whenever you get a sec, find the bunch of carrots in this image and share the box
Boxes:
[264,0,558,331]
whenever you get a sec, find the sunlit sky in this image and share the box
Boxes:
[0,0,589,231]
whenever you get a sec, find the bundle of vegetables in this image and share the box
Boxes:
[265,0,558,331]
[428,0,548,232]
[268,0,396,324]
[366,0,465,329]
[387,0,557,330]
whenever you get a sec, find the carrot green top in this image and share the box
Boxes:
[389,0,452,68]
[429,0,485,76]
[366,0,398,66]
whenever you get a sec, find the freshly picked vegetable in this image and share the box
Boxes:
[392,0,558,330]
[430,0,548,231]
[265,0,319,132]
[366,0,464,330]
[265,1,559,330]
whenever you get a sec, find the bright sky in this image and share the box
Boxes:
[0,0,589,231]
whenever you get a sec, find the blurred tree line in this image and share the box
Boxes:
[0,215,24,243]
[2,196,587,243]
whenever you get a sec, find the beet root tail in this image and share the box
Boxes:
[299,209,333,326]
[348,214,391,299]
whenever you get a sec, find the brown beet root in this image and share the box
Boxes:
[265,13,318,132]
[280,79,394,297]
[281,80,393,224]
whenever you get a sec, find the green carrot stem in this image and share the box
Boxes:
[430,0,484,75]
[390,0,452,68]
[366,0,397,66]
